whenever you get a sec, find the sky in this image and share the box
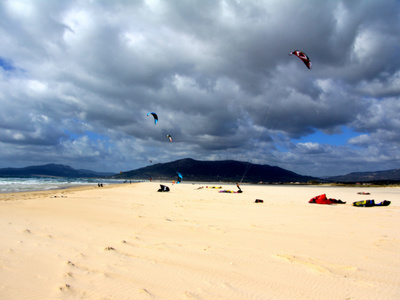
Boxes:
[1,0,400,177]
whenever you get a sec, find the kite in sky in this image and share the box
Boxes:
[147,112,158,124]
[167,134,172,142]
[289,50,312,69]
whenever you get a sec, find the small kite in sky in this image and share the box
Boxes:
[167,134,172,142]
[289,50,312,69]
[147,112,158,124]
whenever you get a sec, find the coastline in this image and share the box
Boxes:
[0,182,399,299]
[0,184,115,202]
[0,176,128,194]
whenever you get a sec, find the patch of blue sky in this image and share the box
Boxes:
[274,126,363,152]
[86,131,110,142]
[0,57,16,71]
[293,126,361,146]
[64,130,111,144]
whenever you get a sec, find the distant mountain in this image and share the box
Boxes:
[113,158,318,183]
[326,169,400,183]
[0,163,113,178]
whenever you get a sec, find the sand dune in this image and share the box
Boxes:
[0,183,399,299]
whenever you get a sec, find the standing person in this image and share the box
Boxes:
[236,183,242,193]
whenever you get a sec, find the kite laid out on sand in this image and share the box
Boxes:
[357,192,370,195]
[219,183,243,194]
[309,194,345,204]
[353,200,390,207]
[289,50,312,69]
[147,112,158,124]
[219,190,242,193]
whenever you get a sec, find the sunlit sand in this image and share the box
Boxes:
[0,183,399,299]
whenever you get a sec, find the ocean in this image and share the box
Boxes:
[0,177,129,193]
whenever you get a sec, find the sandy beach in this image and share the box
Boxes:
[0,182,399,299]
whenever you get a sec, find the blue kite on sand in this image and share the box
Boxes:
[353,200,390,207]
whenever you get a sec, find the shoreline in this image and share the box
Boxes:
[0,183,125,201]
[1,178,398,196]
[0,176,129,194]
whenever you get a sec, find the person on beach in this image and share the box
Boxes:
[236,183,242,193]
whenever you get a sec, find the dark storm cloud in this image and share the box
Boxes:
[0,0,399,176]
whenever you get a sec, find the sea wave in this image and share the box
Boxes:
[0,177,127,193]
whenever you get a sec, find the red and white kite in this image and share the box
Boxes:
[289,50,312,69]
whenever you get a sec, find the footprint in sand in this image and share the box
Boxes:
[139,288,154,299]
[67,260,76,267]
[59,283,71,291]
[274,254,358,276]
[373,238,400,252]
[184,290,201,299]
